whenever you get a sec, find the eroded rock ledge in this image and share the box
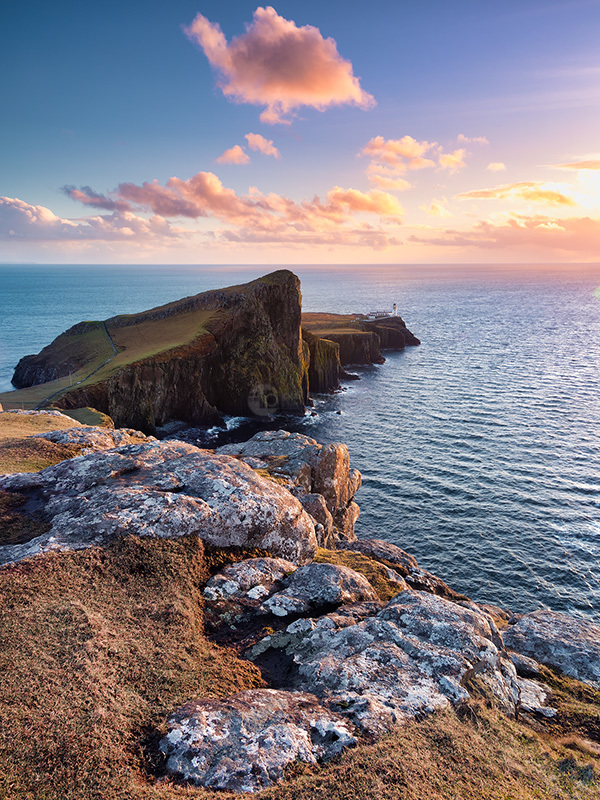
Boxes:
[1,421,599,794]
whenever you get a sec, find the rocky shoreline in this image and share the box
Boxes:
[1,412,599,794]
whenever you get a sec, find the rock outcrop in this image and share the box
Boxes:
[159,689,357,793]
[504,609,600,688]
[0,439,318,566]
[217,430,362,544]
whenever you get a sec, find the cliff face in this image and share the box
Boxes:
[318,330,384,366]
[12,271,306,434]
[302,330,342,394]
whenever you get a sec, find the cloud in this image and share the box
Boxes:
[0,196,181,241]
[62,185,130,212]
[67,171,404,251]
[438,148,467,173]
[245,132,280,158]
[216,145,250,165]
[552,160,600,170]
[457,134,489,145]
[457,180,576,206]
[411,213,600,253]
[184,6,375,124]
[420,200,452,217]
[360,135,437,171]
[486,162,506,172]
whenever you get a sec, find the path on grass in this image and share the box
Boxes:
[35,322,118,410]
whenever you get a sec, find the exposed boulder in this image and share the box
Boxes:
[32,425,152,453]
[517,678,557,718]
[299,494,334,548]
[0,440,318,567]
[259,562,378,617]
[217,431,362,542]
[503,609,600,688]
[203,557,296,602]
[249,588,519,735]
[159,689,357,793]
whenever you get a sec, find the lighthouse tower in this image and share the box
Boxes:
[392,303,397,316]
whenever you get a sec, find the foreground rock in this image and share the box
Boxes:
[218,430,361,544]
[160,689,357,793]
[504,609,600,688]
[0,440,317,566]
[259,562,378,617]
[32,425,152,453]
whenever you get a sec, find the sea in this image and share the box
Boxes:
[1,263,600,622]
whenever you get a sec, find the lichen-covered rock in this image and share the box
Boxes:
[0,440,317,567]
[260,562,378,617]
[33,425,152,453]
[257,589,519,735]
[203,557,296,602]
[338,538,466,600]
[218,431,361,541]
[159,689,357,793]
[503,609,600,688]
[517,678,557,717]
[299,494,334,548]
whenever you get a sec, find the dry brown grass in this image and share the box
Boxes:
[0,535,599,800]
[0,536,263,800]
[0,411,84,473]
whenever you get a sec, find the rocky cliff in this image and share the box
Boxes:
[11,271,307,434]
[1,419,599,797]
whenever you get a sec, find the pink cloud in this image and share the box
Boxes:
[411,213,600,253]
[216,145,250,164]
[360,135,437,171]
[62,185,130,212]
[457,134,489,145]
[184,6,375,124]
[486,162,506,172]
[457,181,576,206]
[438,148,467,173]
[0,196,181,241]
[245,132,280,158]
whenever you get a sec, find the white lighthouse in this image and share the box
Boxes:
[392,303,397,316]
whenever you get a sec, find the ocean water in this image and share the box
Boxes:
[1,263,600,621]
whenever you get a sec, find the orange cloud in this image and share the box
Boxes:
[245,132,280,158]
[69,170,404,246]
[360,135,437,171]
[411,213,600,253]
[438,148,467,173]
[552,160,600,170]
[457,181,576,206]
[184,6,375,124]
[0,196,181,241]
[216,145,250,164]
[486,162,506,172]
[420,200,452,217]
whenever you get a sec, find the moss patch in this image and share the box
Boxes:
[58,406,115,428]
[314,547,406,601]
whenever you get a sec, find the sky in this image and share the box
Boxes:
[1,0,600,265]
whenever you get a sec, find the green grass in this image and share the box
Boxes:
[58,406,115,427]
[0,308,219,409]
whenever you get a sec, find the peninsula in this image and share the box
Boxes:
[1,270,420,433]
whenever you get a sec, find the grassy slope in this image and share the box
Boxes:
[0,533,598,800]
[301,312,374,341]
[0,411,84,473]
[0,270,290,410]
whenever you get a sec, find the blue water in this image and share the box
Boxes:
[1,263,600,621]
